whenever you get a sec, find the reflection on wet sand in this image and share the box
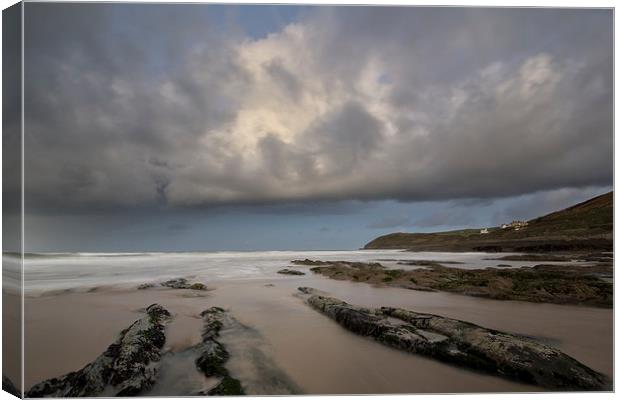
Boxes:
[24,272,612,394]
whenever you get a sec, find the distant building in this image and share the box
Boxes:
[480,228,489,234]
[502,220,528,230]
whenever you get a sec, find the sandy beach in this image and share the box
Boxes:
[21,251,612,395]
[3,253,22,392]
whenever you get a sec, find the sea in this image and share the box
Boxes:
[5,249,589,295]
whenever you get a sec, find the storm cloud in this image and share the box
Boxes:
[22,5,612,214]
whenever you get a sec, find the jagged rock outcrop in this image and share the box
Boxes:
[297,287,609,391]
[137,283,155,290]
[188,283,207,290]
[306,260,612,307]
[160,278,207,290]
[26,304,171,397]
[205,376,245,396]
[277,269,305,276]
[292,259,383,269]
[194,307,245,396]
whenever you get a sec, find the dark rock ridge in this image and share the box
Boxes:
[396,260,464,265]
[137,283,156,290]
[291,259,331,266]
[307,260,613,307]
[277,268,305,276]
[3,375,20,398]
[206,376,244,396]
[194,307,245,396]
[26,304,171,397]
[136,278,207,290]
[159,278,207,290]
[297,287,609,391]
[292,259,383,268]
[194,307,300,395]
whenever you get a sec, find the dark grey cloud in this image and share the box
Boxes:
[22,5,613,214]
[167,223,189,232]
[3,3,23,252]
[414,209,477,228]
[490,186,612,225]
[222,200,373,216]
[367,215,412,229]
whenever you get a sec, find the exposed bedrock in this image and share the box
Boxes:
[26,304,171,397]
[160,278,207,290]
[277,268,305,275]
[194,307,245,396]
[297,287,609,391]
[136,278,207,291]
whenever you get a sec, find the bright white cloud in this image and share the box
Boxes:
[23,6,612,212]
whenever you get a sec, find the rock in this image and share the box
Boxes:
[297,288,609,390]
[397,260,464,265]
[160,278,207,290]
[194,307,244,395]
[195,308,229,377]
[199,307,226,339]
[277,268,305,276]
[395,284,437,292]
[382,306,609,390]
[297,286,331,296]
[161,278,191,289]
[293,259,384,269]
[291,259,329,266]
[180,292,208,298]
[196,341,230,377]
[26,304,171,397]
[189,283,207,291]
[137,283,156,290]
[309,261,612,307]
[207,376,245,396]
[3,375,20,398]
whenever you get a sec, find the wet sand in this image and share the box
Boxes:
[23,273,612,395]
[3,292,22,392]
[3,253,23,392]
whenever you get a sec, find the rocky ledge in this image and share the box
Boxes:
[138,278,207,291]
[194,307,245,396]
[277,268,305,276]
[26,304,171,397]
[292,259,383,269]
[305,259,612,307]
[297,287,609,391]
[161,278,208,290]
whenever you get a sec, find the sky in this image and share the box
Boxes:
[12,4,613,252]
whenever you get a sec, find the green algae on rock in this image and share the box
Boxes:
[26,304,171,397]
[194,307,245,396]
[297,287,609,391]
[277,268,305,275]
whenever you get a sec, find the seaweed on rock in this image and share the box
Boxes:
[26,304,171,397]
[297,287,609,391]
[194,307,245,396]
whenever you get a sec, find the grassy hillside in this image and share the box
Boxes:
[364,191,613,252]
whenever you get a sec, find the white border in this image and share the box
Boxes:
[0,1,616,400]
